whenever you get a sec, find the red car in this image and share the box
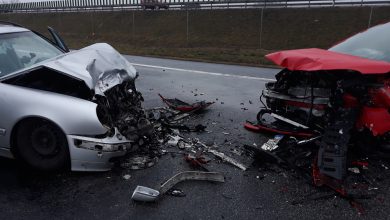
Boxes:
[245,21,390,192]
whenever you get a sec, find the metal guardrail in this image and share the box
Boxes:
[0,0,389,13]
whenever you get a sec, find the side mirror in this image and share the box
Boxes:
[47,26,69,53]
[131,186,160,202]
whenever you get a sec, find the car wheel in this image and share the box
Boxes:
[15,119,69,171]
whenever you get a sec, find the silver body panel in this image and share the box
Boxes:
[0,26,29,34]
[0,34,138,171]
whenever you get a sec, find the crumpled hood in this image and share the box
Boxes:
[266,48,390,74]
[32,43,136,95]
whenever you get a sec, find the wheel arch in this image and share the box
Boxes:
[10,116,68,157]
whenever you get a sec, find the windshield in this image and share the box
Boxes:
[0,31,63,77]
[329,22,390,63]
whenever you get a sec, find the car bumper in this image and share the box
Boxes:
[67,129,134,172]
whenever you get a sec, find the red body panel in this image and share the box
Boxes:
[357,107,390,136]
[266,48,390,74]
[355,86,390,136]
[369,87,390,107]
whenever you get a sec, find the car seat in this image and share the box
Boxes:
[0,45,22,77]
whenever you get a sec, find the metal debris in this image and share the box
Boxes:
[131,171,225,202]
[121,154,158,170]
[208,149,247,171]
[159,93,214,112]
[159,171,225,195]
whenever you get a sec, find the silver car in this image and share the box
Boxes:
[0,22,147,172]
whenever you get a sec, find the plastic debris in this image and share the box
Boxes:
[168,189,186,197]
[123,174,131,180]
[260,135,284,151]
[348,167,360,174]
[159,93,214,112]
[121,154,158,170]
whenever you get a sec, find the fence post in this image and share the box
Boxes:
[368,6,373,28]
[90,11,93,38]
[259,7,264,49]
[186,9,189,46]
[132,10,135,41]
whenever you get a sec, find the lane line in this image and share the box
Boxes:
[130,63,276,82]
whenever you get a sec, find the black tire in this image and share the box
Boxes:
[15,118,70,171]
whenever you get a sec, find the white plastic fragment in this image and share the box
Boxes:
[123,174,131,180]
[348,167,360,174]
[261,135,284,151]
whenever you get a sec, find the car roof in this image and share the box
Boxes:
[0,24,30,34]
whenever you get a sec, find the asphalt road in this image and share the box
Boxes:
[1,56,389,220]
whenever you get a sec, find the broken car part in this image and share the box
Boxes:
[162,122,207,133]
[131,171,225,202]
[270,113,309,129]
[208,149,248,171]
[120,154,158,170]
[159,94,214,112]
[260,135,284,151]
[131,186,160,202]
[185,153,210,171]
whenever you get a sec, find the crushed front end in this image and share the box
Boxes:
[79,63,156,171]
[247,48,390,194]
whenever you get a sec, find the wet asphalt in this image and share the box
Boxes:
[1,56,390,219]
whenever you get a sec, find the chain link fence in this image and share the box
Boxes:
[1,0,390,13]
[1,6,389,65]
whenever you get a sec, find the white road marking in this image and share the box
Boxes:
[130,63,276,82]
